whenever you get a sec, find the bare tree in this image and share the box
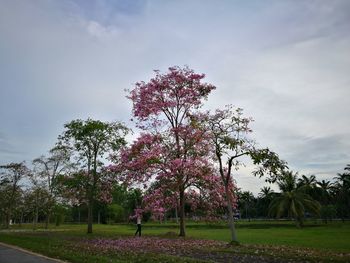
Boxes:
[32,145,73,228]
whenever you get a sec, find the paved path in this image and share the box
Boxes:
[0,243,64,263]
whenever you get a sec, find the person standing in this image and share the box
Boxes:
[135,215,141,237]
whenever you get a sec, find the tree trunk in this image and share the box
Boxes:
[87,199,93,234]
[88,152,98,233]
[225,184,239,244]
[98,210,100,224]
[179,188,186,237]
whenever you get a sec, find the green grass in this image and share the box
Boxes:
[187,221,350,252]
[1,220,349,262]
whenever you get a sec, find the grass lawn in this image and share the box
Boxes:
[0,220,349,262]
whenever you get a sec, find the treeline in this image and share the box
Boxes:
[236,166,350,225]
[1,158,349,229]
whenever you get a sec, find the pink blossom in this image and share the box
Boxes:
[80,237,226,254]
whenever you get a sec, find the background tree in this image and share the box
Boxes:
[58,118,128,233]
[238,191,256,221]
[333,164,350,221]
[32,145,72,228]
[297,174,317,188]
[297,174,318,200]
[26,186,52,230]
[258,186,275,218]
[316,180,333,205]
[0,162,30,228]
[103,184,137,223]
[106,203,125,223]
[313,179,336,223]
[33,145,72,194]
[52,203,69,226]
[10,189,25,226]
[268,171,320,227]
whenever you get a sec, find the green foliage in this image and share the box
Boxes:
[107,204,125,223]
[53,204,69,226]
[59,119,129,159]
[250,148,288,182]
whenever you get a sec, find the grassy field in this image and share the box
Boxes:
[0,220,349,262]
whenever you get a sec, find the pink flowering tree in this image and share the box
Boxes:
[197,105,287,243]
[141,171,235,222]
[143,182,178,222]
[119,66,217,236]
[58,119,128,234]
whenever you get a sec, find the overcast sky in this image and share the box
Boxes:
[0,0,349,194]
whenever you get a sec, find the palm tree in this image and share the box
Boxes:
[297,174,316,188]
[334,166,350,188]
[344,164,350,172]
[333,164,350,220]
[268,171,320,227]
[258,186,274,199]
[277,171,298,192]
[316,180,333,205]
[317,180,332,191]
[239,191,255,221]
[258,186,275,218]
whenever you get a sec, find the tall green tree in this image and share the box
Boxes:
[58,118,128,233]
